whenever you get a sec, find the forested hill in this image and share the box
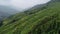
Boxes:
[0,0,60,34]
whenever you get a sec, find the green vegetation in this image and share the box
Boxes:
[0,0,60,34]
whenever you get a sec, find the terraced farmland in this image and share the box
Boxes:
[0,0,60,34]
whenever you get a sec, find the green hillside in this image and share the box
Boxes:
[0,0,60,34]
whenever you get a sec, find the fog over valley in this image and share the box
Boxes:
[0,0,50,21]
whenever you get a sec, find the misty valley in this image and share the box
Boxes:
[0,0,60,34]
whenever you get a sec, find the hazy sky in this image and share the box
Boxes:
[0,0,50,9]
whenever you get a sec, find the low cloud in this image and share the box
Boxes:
[0,0,50,9]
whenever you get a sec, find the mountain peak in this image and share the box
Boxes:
[51,0,60,2]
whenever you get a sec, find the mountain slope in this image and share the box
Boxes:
[0,6,21,21]
[0,11,9,21]
[0,6,20,14]
[0,0,60,34]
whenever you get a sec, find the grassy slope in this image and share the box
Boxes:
[0,1,60,34]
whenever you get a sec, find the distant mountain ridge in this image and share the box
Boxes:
[0,5,21,21]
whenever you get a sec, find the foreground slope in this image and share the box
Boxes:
[0,0,60,34]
